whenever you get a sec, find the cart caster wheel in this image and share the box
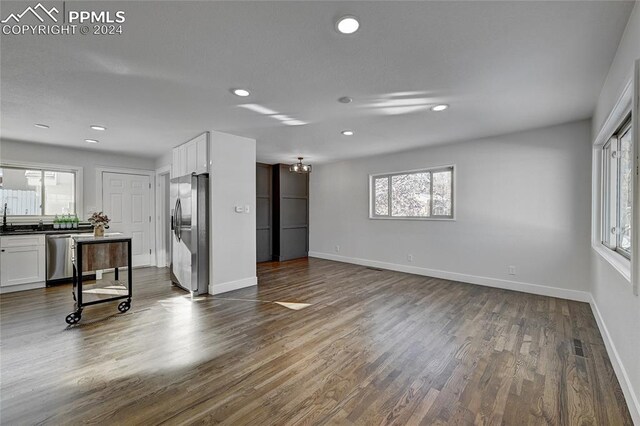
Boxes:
[65,312,81,325]
[118,301,131,313]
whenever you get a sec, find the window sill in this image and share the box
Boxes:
[3,216,64,224]
[369,216,456,222]
[592,243,631,282]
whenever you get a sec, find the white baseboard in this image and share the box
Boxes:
[309,251,638,421]
[589,295,640,425]
[208,276,257,295]
[309,251,591,302]
[0,281,45,294]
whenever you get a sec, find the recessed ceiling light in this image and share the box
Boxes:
[85,139,99,144]
[336,16,359,34]
[338,96,353,104]
[90,125,106,131]
[341,130,354,136]
[34,124,49,129]
[431,104,449,112]
[231,88,250,97]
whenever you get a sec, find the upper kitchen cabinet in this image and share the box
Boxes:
[171,132,209,178]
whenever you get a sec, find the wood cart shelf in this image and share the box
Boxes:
[66,235,132,324]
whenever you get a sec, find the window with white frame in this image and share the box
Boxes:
[370,166,454,219]
[0,166,77,216]
[601,115,633,259]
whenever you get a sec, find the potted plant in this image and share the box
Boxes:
[88,211,110,237]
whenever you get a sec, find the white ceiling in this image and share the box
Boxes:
[0,1,634,164]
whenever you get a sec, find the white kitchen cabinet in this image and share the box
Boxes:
[195,136,208,174]
[185,140,198,175]
[171,132,209,178]
[0,235,46,292]
[172,146,183,178]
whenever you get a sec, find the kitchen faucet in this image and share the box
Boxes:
[2,203,7,232]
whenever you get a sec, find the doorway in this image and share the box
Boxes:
[155,167,171,268]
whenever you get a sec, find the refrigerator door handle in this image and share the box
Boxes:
[178,199,183,241]
[173,199,178,236]
[174,198,182,241]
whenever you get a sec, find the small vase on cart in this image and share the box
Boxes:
[93,225,105,237]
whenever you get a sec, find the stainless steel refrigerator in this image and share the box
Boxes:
[170,174,209,295]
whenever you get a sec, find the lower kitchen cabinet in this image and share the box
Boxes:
[0,235,46,292]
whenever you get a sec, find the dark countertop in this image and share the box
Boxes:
[0,228,94,236]
[73,233,126,242]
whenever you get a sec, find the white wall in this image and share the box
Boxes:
[310,120,593,300]
[208,131,257,294]
[591,3,640,423]
[155,150,172,170]
[593,3,640,136]
[0,139,155,217]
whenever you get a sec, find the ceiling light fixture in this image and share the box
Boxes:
[34,124,49,129]
[90,125,106,131]
[289,157,312,174]
[336,16,360,34]
[431,104,449,112]
[231,88,250,97]
[338,96,353,104]
[341,130,354,136]
[85,139,99,144]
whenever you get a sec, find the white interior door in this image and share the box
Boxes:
[102,172,151,266]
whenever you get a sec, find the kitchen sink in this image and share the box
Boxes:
[0,229,39,234]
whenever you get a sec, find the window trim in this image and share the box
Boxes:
[369,165,455,221]
[601,117,632,260]
[0,160,83,222]
[591,75,633,284]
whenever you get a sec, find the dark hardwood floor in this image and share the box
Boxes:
[0,258,632,425]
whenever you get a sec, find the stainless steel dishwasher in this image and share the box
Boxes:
[46,234,74,283]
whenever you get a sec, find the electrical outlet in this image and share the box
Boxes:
[334,245,340,253]
[407,254,414,262]
[508,265,516,275]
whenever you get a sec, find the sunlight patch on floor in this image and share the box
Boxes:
[211,297,312,311]
[274,302,312,310]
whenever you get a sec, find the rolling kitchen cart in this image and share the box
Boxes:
[65,235,132,324]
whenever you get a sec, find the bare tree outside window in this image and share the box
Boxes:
[374,177,389,216]
[391,173,430,217]
[432,170,452,216]
[618,126,632,253]
[371,167,453,219]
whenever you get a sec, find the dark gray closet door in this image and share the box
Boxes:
[273,164,309,261]
[256,163,273,262]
